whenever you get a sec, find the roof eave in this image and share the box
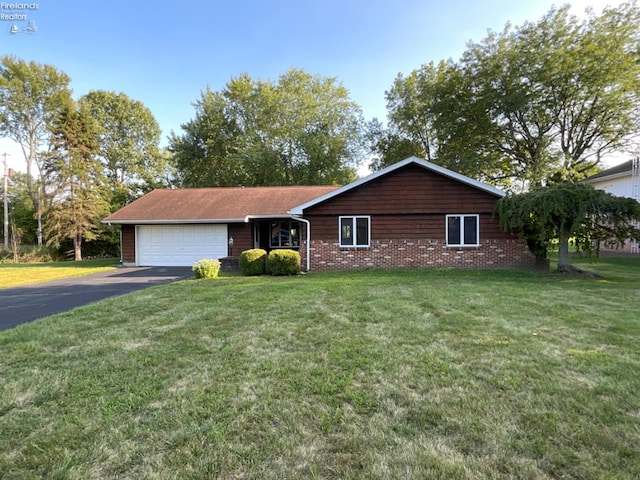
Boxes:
[244,214,298,222]
[583,171,630,184]
[101,218,246,225]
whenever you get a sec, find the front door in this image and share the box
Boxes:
[254,222,271,250]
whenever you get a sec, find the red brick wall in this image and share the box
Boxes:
[304,238,535,271]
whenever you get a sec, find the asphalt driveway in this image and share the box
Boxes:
[0,267,194,331]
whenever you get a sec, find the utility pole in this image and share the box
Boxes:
[2,153,9,249]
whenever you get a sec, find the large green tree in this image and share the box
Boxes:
[79,90,170,202]
[365,118,424,172]
[496,183,640,272]
[170,68,365,187]
[378,2,640,187]
[43,100,110,261]
[0,56,72,245]
[378,60,508,182]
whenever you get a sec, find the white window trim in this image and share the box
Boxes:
[446,214,480,247]
[339,215,370,248]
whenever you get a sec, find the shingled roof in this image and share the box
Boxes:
[584,160,633,182]
[103,185,340,224]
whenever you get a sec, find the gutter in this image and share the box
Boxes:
[100,218,245,225]
[242,214,294,221]
[292,216,311,273]
[582,171,631,184]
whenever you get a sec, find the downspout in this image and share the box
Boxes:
[293,215,311,272]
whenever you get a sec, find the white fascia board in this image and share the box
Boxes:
[101,218,244,225]
[583,171,631,184]
[288,156,505,215]
[243,214,298,222]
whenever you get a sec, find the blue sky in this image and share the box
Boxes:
[1,0,626,172]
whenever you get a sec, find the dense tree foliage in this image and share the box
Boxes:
[79,90,170,202]
[0,58,167,257]
[170,68,365,187]
[0,171,36,245]
[0,55,73,245]
[365,118,424,172]
[496,184,640,272]
[375,2,640,188]
[43,101,110,261]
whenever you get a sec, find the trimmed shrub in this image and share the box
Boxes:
[192,258,221,279]
[239,248,267,276]
[266,249,300,276]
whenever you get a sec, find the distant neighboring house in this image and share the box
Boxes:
[103,157,535,271]
[583,157,640,254]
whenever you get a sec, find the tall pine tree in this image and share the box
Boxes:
[44,101,110,261]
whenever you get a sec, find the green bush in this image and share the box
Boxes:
[239,249,267,276]
[0,246,61,264]
[266,249,301,276]
[192,258,221,279]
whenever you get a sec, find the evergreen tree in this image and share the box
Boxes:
[44,101,110,261]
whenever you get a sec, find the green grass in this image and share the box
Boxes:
[1,258,639,479]
[0,258,120,289]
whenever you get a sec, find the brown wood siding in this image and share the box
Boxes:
[228,223,253,256]
[302,164,518,245]
[121,225,136,263]
[307,213,515,242]
[305,164,499,216]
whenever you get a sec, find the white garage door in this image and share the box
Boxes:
[137,225,228,266]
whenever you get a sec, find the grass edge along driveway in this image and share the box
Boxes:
[0,257,638,479]
[0,258,120,289]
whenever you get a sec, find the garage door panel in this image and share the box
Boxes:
[137,225,228,266]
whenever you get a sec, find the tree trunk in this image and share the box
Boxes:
[557,227,571,273]
[73,235,82,261]
[36,208,43,247]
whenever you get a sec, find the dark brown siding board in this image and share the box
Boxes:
[305,165,499,216]
[228,223,253,256]
[307,215,338,239]
[121,225,136,263]
[307,213,515,242]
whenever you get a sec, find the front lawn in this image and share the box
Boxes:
[1,258,639,479]
[0,258,120,289]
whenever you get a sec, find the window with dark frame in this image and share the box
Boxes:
[339,216,370,247]
[446,214,479,246]
[270,221,301,248]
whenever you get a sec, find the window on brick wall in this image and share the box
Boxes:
[339,216,370,247]
[446,214,479,247]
